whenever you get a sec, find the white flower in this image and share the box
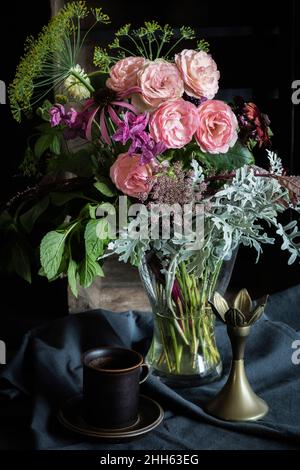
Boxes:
[63,65,91,100]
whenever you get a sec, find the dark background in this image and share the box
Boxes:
[0,0,299,354]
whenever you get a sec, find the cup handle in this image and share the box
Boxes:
[139,363,150,384]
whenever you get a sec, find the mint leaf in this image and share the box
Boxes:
[78,256,104,288]
[12,241,32,283]
[84,220,104,260]
[34,134,53,158]
[89,205,97,219]
[97,202,116,215]
[20,196,49,233]
[49,150,95,177]
[95,218,110,242]
[50,135,61,155]
[40,225,76,279]
[50,191,85,206]
[68,258,78,297]
[94,181,115,197]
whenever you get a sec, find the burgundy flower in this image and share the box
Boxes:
[232,96,271,148]
[183,92,207,107]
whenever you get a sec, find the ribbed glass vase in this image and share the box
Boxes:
[139,251,236,387]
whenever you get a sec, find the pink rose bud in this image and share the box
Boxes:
[149,98,199,149]
[110,153,154,198]
[135,59,184,110]
[195,100,238,154]
[175,49,220,99]
[106,57,146,94]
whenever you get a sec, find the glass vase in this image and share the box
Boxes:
[139,251,235,387]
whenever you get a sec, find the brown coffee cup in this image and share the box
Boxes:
[82,347,149,429]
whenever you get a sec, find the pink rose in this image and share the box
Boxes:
[110,153,154,198]
[106,57,146,93]
[195,100,238,154]
[136,60,184,110]
[149,98,199,149]
[175,49,220,99]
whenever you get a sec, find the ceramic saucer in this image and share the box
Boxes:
[58,394,164,441]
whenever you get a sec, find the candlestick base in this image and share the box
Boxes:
[205,359,268,421]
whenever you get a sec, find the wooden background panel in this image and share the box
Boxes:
[68,256,150,313]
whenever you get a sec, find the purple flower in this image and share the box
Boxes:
[50,104,66,127]
[112,111,166,163]
[49,104,88,140]
[140,140,166,164]
[63,110,89,140]
[64,107,78,127]
[113,112,149,145]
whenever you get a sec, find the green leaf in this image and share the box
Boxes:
[0,210,14,231]
[222,141,254,169]
[79,203,93,219]
[34,134,53,158]
[40,226,75,280]
[84,220,104,260]
[48,150,96,177]
[50,135,61,155]
[94,180,115,197]
[97,202,116,215]
[50,191,85,206]
[19,196,49,233]
[78,256,104,288]
[193,141,254,173]
[89,205,97,219]
[35,123,53,133]
[67,258,78,297]
[95,218,110,241]
[36,100,52,121]
[38,266,46,277]
[12,242,32,283]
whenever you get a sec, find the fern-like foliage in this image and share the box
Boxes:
[9,1,110,122]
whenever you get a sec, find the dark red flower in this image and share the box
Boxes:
[232,97,271,148]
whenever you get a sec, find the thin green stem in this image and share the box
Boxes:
[87,70,106,78]
[125,34,145,56]
[77,20,98,58]
[156,37,166,58]
[164,37,184,58]
[139,36,149,58]
[118,44,138,56]
[152,32,160,58]
[170,323,180,373]
[158,317,173,372]
[148,35,153,60]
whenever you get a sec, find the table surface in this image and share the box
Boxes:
[0,284,300,450]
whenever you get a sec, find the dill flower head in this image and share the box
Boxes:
[9,1,110,121]
[63,65,91,100]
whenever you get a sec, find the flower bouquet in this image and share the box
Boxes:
[3,1,300,386]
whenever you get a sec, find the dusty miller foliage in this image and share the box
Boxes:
[108,153,300,283]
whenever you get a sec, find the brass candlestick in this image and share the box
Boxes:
[206,289,269,422]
